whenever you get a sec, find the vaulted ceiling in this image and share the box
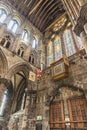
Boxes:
[8,0,65,32]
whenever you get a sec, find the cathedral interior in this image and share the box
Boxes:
[0,0,87,130]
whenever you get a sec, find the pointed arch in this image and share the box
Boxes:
[6,62,32,79]
[47,83,84,105]
[0,48,8,75]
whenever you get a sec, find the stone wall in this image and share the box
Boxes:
[0,0,45,69]
[36,54,87,130]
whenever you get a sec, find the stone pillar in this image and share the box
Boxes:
[40,39,45,70]
[84,23,87,34]
[21,91,30,130]
[60,32,66,56]
[80,31,87,53]
[84,89,87,101]
[21,93,25,110]
[21,88,36,130]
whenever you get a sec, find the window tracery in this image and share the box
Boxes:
[54,36,62,61]
[46,29,82,66]
[63,29,76,57]
[47,41,53,66]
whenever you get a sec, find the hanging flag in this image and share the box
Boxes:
[29,71,36,82]
[36,69,42,79]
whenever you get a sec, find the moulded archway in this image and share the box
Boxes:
[0,48,8,77]
[6,63,33,113]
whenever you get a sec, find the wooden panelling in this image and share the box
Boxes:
[50,100,65,129]
[68,97,87,129]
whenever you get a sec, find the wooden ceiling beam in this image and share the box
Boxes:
[8,0,64,32]
[44,12,66,32]
[26,0,36,15]
[38,3,60,30]
[31,0,48,23]
[41,9,64,31]
[34,0,54,26]
[28,0,43,16]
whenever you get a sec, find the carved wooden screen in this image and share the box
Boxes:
[68,97,87,129]
[50,100,65,129]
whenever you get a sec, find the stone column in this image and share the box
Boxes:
[40,39,45,70]
[21,88,36,130]
[21,90,30,130]
[80,31,87,53]
[84,89,87,101]
[84,23,87,34]
[21,93,25,110]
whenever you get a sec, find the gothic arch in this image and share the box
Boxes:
[46,83,85,105]
[6,62,32,79]
[0,48,8,76]
[5,63,33,113]
[0,1,12,15]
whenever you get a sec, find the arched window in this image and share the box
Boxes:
[63,29,76,57]
[22,30,28,41]
[0,90,8,116]
[32,37,36,48]
[6,41,10,48]
[54,36,62,61]
[29,54,34,64]
[47,41,53,66]
[8,19,19,33]
[29,56,31,62]
[17,49,20,56]
[0,37,6,46]
[21,51,24,57]
[32,58,34,64]
[0,9,7,23]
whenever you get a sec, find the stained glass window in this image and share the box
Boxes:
[63,29,76,57]
[47,41,53,66]
[54,36,62,61]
